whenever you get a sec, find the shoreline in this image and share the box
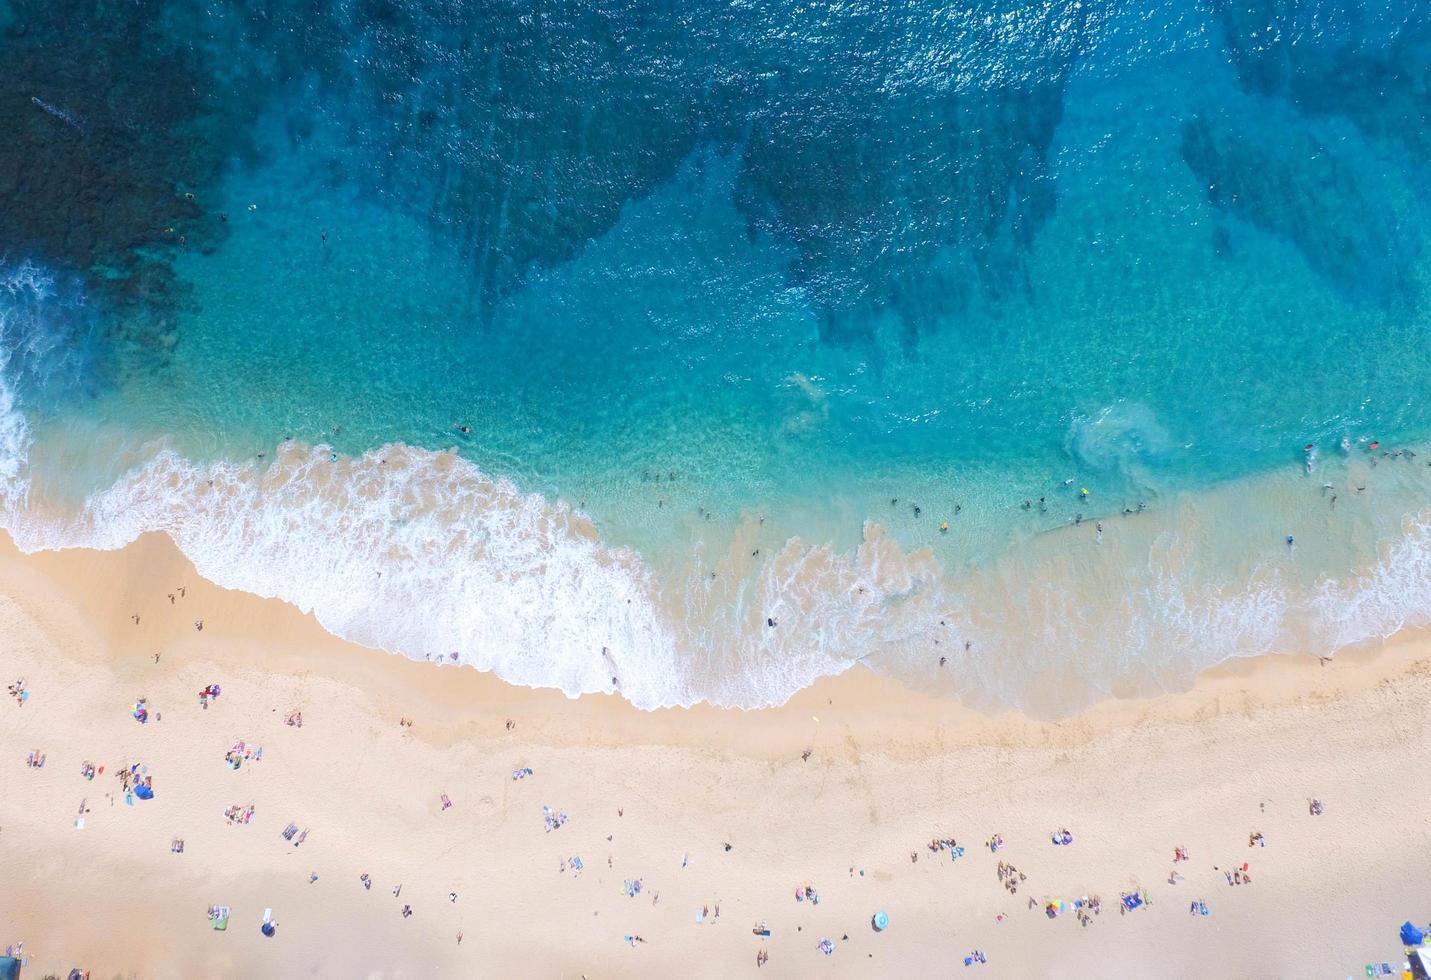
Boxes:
[6,528,1422,753]
[13,423,1431,718]
[1,530,1427,977]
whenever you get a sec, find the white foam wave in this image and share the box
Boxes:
[1306,514,1431,653]
[6,442,710,707]
[0,263,50,485]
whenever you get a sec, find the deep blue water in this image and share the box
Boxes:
[2,0,1430,713]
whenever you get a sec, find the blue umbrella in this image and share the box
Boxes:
[872,911,889,931]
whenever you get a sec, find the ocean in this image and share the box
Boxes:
[2,0,1430,715]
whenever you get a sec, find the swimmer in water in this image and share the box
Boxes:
[456,425,471,435]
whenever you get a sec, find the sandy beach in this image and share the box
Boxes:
[1,529,1427,979]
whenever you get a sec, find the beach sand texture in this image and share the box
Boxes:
[0,531,1427,978]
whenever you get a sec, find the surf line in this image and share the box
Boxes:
[31,96,85,135]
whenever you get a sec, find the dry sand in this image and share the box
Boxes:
[0,530,1427,979]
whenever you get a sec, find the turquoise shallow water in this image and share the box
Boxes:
[2,0,1431,714]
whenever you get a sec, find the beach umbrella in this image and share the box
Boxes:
[872,911,889,932]
[133,783,154,801]
[1402,921,1426,946]
[261,921,276,937]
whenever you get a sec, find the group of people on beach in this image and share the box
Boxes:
[224,739,262,770]
[996,860,1025,895]
[223,803,256,825]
